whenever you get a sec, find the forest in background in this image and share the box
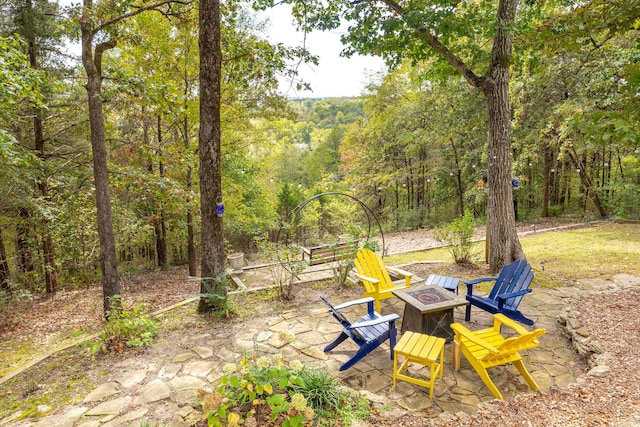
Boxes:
[0,0,638,300]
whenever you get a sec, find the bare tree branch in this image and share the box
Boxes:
[93,0,192,35]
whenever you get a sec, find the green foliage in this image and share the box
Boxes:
[290,367,343,414]
[0,36,45,123]
[199,354,369,426]
[435,210,478,265]
[277,183,301,220]
[606,182,640,218]
[255,237,308,299]
[200,355,313,427]
[197,272,232,317]
[362,239,380,252]
[88,297,158,355]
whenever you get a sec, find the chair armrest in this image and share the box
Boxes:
[386,267,414,278]
[496,288,532,309]
[451,323,500,354]
[387,267,413,287]
[492,313,530,336]
[355,273,380,285]
[464,277,497,286]
[497,288,532,301]
[350,313,400,329]
[334,297,375,310]
[464,277,497,296]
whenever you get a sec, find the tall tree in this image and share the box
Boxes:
[0,34,44,291]
[1,0,62,292]
[198,0,226,313]
[23,0,59,294]
[261,0,527,270]
[76,0,188,315]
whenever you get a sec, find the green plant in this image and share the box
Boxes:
[196,271,232,317]
[291,367,345,416]
[326,243,358,289]
[199,354,370,427]
[362,239,380,252]
[255,237,308,299]
[88,296,158,355]
[338,394,372,427]
[200,355,314,427]
[435,210,478,265]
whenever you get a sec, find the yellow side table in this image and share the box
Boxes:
[393,331,446,398]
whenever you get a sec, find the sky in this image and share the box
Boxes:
[261,7,387,99]
[61,1,385,99]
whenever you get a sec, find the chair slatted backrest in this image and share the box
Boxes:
[319,296,365,342]
[507,267,534,310]
[486,260,533,307]
[354,248,393,292]
[487,260,524,300]
[320,296,350,327]
[482,328,546,364]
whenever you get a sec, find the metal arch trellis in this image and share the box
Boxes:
[274,192,386,267]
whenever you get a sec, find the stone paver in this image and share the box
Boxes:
[82,382,119,403]
[5,266,625,427]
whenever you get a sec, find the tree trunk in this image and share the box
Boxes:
[567,150,608,217]
[450,138,464,216]
[542,144,553,217]
[198,0,226,313]
[156,115,167,268]
[81,6,120,316]
[405,0,524,271]
[25,0,58,295]
[0,227,10,292]
[15,207,33,274]
[34,102,58,296]
[184,115,197,276]
[481,0,524,271]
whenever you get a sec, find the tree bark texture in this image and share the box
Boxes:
[156,115,167,268]
[184,104,197,276]
[81,4,121,316]
[396,0,525,271]
[15,207,33,274]
[198,0,226,313]
[0,227,10,292]
[481,0,524,271]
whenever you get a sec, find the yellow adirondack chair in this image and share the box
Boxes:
[354,248,413,313]
[450,313,546,400]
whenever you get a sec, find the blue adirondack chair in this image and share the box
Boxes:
[464,259,535,325]
[320,296,399,371]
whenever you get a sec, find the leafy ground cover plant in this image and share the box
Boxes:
[87,296,158,355]
[198,353,371,426]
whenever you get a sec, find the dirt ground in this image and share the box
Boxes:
[0,217,567,342]
[4,218,638,426]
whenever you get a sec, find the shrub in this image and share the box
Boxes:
[435,210,478,265]
[199,354,370,426]
[88,296,158,355]
[255,237,308,299]
[291,367,343,415]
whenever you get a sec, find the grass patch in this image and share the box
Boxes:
[0,349,94,421]
[521,223,640,281]
[385,222,640,287]
[0,329,97,379]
